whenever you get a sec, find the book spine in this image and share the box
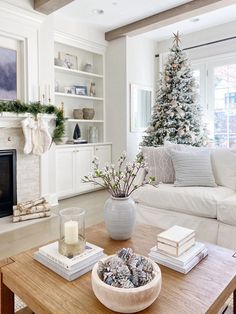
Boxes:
[149,249,208,274]
[39,249,103,270]
[39,251,70,269]
[34,253,97,281]
[150,245,204,267]
[183,249,208,274]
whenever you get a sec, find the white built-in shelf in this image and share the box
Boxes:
[54,92,103,101]
[54,66,104,79]
[67,119,104,123]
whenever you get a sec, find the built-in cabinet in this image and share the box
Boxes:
[40,33,113,200]
[55,143,111,199]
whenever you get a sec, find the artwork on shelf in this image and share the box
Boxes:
[64,86,75,94]
[0,47,17,100]
[58,52,78,70]
[75,85,87,96]
[130,84,153,133]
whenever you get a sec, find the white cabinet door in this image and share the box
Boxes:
[56,148,75,198]
[94,145,111,168]
[74,146,94,192]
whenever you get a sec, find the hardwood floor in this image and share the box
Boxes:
[58,189,109,227]
[13,190,108,312]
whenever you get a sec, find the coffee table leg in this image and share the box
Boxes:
[0,271,14,314]
[234,290,236,314]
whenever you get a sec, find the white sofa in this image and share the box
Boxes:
[133,146,236,251]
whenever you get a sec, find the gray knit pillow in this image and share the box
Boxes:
[142,146,175,184]
[169,149,216,187]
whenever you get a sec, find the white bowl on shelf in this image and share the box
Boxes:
[91,255,162,313]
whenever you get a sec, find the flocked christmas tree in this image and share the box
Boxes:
[142,32,206,147]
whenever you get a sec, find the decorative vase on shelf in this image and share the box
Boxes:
[73,109,83,119]
[104,196,136,240]
[88,126,98,143]
[83,108,95,120]
[84,63,93,73]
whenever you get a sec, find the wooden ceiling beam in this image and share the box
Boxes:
[34,0,74,15]
[105,0,236,41]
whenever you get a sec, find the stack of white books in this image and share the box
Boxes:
[149,225,208,274]
[34,241,105,281]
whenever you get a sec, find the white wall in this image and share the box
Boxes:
[106,36,157,162]
[127,37,156,160]
[106,37,127,162]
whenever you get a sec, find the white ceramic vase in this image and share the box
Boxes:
[104,196,136,240]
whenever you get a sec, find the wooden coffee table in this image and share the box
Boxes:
[0,223,236,314]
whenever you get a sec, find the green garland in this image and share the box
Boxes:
[0,100,66,143]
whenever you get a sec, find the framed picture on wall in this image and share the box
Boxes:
[58,52,78,70]
[130,84,153,132]
[0,47,17,100]
[74,85,87,96]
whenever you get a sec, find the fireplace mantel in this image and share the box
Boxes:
[0,112,56,128]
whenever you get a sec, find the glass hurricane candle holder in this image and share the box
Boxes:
[59,207,85,258]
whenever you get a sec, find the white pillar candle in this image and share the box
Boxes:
[64,220,78,245]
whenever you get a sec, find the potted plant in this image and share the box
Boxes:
[83,152,155,240]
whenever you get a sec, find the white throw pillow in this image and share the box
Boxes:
[211,148,236,191]
[141,146,175,184]
[169,149,216,187]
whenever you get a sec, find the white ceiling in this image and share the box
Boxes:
[55,0,236,41]
[55,0,192,31]
[145,4,236,41]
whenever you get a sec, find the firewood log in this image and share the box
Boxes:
[12,211,51,223]
[17,197,46,211]
[13,203,49,217]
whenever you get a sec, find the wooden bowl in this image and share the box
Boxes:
[91,255,162,313]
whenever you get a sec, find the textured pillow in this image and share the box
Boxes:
[211,148,236,191]
[141,147,175,184]
[169,149,216,187]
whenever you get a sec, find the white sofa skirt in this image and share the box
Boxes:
[136,203,236,251]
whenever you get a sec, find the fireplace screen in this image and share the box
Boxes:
[0,150,17,217]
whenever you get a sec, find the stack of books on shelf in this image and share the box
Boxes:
[34,241,105,281]
[149,225,208,274]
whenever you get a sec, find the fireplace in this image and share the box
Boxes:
[0,149,17,217]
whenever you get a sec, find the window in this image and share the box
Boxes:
[192,56,236,148]
[213,63,236,148]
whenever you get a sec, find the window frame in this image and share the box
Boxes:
[192,53,236,147]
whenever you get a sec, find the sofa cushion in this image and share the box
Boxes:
[211,148,236,191]
[142,147,175,184]
[133,184,234,218]
[169,149,216,187]
[217,195,236,226]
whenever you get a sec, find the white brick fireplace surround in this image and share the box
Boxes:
[0,127,40,202]
[0,125,59,260]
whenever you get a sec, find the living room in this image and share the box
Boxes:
[0,0,236,313]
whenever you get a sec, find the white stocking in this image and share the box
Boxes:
[32,119,44,156]
[21,118,33,154]
[39,117,52,153]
